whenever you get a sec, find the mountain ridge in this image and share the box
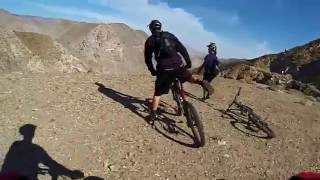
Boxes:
[0,9,149,75]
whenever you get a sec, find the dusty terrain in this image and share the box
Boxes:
[0,8,319,180]
[0,72,319,179]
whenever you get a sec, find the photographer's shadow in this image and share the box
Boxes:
[1,124,84,180]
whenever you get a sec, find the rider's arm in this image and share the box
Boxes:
[215,57,223,76]
[39,146,73,175]
[173,36,192,68]
[215,57,222,71]
[144,38,157,75]
[216,56,220,67]
[41,149,83,178]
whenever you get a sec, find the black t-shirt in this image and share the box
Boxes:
[144,31,191,73]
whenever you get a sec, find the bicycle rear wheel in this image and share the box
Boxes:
[183,102,205,147]
[250,114,275,138]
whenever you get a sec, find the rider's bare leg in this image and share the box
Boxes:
[189,75,214,95]
[152,96,161,112]
[188,75,203,85]
[203,88,207,99]
[149,95,161,123]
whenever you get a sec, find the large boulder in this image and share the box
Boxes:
[267,73,293,86]
[223,64,272,83]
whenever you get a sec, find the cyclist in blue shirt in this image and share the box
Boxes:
[197,42,220,100]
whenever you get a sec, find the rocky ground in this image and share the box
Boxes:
[0,72,319,179]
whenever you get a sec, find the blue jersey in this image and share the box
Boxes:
[204,53,219,73]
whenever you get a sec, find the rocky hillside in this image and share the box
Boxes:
[223,39,320,89]
[251,39,320,71]
[0,9,204,75]
[0,8,319,180]
[0,9,148,75]
[0,28,86,73]
[57,23,147,75]
[0,9,81,39]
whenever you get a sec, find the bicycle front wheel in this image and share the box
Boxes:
[254,120,275,138]
[172,86,183,116]
[184,102,205,147]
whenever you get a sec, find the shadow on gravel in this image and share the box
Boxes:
[84,176,105,180]
[185,91,271,139]
[95,82,200,148]
[0,124,101,179]
[185,91,222,112]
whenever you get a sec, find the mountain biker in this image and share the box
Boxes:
[144,19,213,122]
[197,42,220,100]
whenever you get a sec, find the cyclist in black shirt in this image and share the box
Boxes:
[144,20,213,121]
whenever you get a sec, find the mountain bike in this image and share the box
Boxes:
[224,87,275,138]
[171,78,205,147]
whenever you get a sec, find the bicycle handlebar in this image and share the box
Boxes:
[230,87,242,104]
[236,87,242,97]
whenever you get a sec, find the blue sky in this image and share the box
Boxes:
[1,0,319,58]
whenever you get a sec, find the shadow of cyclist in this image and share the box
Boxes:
[95,82,198,148]
[184,91,225,113]
[1,124,84,180]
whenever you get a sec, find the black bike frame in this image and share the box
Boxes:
[174,79,187,101]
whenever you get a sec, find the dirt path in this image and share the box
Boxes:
[0,73,319,179]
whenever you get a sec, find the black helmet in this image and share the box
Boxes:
[148,20,162,32]
[207,42,217,52]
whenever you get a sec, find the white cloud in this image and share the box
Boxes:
[33,0,274,58]
[87,0,273,58]
[194,5,241,26]
[33,3,127,23]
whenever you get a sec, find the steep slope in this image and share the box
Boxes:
[0,29,87,73]
[0,28,30,73]
[252,39,320,88]
[0,9,77,39]
[250,39,320,72]
[223,39,320,88]
[0,9,205,75]
[58,23,147,75]
[0,9,149,75]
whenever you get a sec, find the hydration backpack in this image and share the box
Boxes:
[155,32,177,59]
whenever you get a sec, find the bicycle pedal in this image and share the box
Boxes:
[187,121,195,127]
